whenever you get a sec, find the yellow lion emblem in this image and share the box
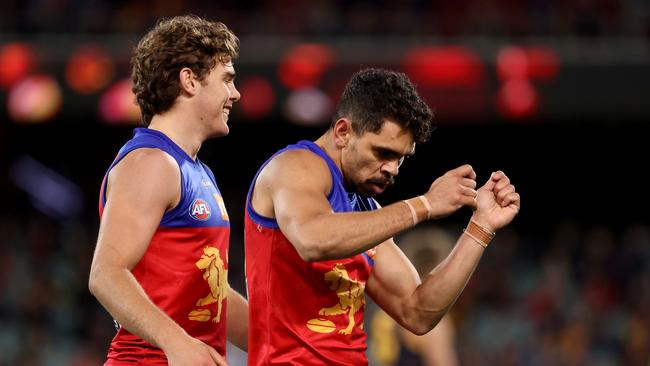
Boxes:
[307,263,366,335]
[187,246,228,323]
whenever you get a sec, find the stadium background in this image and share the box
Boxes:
[1,1,649,365]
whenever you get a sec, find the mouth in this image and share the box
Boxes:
[222,106,231,119]
[367,176,394,195]
[369,181,388,194]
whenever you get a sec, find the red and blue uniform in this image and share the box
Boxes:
[245,140,377,365]
[99,128,231,364]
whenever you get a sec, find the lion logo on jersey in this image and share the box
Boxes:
[187,246,228,323]
[307,263,366,335]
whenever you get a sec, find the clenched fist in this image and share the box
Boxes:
[423,164,478,219]
[471,171,521,232]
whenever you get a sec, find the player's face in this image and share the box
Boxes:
[196,57,240,138]
[342,120,415,197]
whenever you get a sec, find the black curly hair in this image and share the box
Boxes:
[333,68,434,144]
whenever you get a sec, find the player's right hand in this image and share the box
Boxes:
[423,164,478,219]
[165,336,229,366]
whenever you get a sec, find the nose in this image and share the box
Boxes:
[381,159,400,177]
[230,83,241,102]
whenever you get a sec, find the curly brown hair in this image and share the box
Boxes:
[131,15,239,126]
[333,68,434,144]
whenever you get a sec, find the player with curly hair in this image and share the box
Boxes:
[89,15,247,366]
[244,68,520,365]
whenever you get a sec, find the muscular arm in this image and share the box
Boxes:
[367,171,520,335]
[89,149,186,348]
[226,288,248,351]
[366,232,484,335]
[253,150,417,261]
[89,149,226,365]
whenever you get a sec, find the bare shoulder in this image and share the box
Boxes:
[257,148,332,194]
[110,148,178,183]
[107,148,180,209]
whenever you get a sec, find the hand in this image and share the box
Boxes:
[472,171,520,232]
[423,164,478,219]
[165,336,229,366]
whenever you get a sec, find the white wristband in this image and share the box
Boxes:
[403,200,418,225]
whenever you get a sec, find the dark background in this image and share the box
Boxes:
[5,117,646,230]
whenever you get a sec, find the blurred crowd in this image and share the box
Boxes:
[1,212,649,365]
[438,222,650,366]
[1,0,649,38]
[0,214,109,366]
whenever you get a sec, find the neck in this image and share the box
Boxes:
[315,131,342,172]
[148,112,203,160]
[315,131,351,192]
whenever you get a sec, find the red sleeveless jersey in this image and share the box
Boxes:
[98,129,231,364]
[245,140,377,365]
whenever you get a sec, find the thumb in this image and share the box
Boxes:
[207,346,229,366]
[481,172,498,192]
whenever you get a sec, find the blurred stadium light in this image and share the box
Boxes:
[403,46,485,88]
[0,42,37,90]
[98,78,140,125]
[65,44,115,95]
[277,43,334,90]
[285,87,332,126]
[238,75,276,120]
[0,35,647,124]
[7,75,62,123]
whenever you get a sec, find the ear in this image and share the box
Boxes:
[179,67,198,96]
[332,118,353,148]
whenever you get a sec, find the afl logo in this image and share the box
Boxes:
[190,199,212,221]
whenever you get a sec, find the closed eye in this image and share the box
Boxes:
[224,70,236,83]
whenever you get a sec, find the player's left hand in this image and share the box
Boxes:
[471,171,520,232]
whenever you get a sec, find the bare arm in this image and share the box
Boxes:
[367,171,520,335]
[226,288,248,351]
[88,149,227,366]
[418,315,460,366]
[367,234,483,335]
[253,150,477,261]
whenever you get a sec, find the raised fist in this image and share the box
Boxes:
[423,164,478,219]
[472,171,520,232]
